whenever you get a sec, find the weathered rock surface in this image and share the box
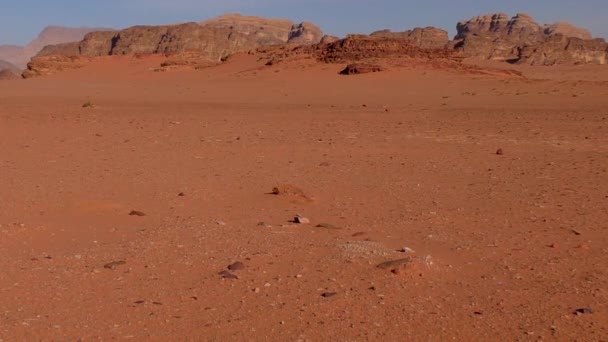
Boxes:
[315,34,457,63]
[370,27,449,49]
[320,35,340,44]
[22,55,89,79]
[287,22,324,44]
[455,13,607,65]
[543,22,592,40]
[340,63,383,75]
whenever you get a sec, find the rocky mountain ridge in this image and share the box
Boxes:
[454,13,607,65]
[22,12,608,78]
[0,26,113,69]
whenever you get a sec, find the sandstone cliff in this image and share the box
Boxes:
[27,14,324,77]
[370,27,449,49]
[455,13,607,65]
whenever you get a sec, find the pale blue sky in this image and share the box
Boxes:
[1,0,607,45]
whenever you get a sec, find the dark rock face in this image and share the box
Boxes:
[370,27,449,49]
[339,63,383,75]
[315,34,457,63]
[455,12,608,65]
[288,22,324,44]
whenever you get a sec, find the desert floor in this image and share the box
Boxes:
[1,55,607,340]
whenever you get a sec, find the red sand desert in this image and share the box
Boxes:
[1,52,608,340]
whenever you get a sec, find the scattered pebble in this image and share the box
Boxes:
[104,260,126,270]
[129,210,146,217]
[574,308,593,315]
[228,262,246,271]
[218,270,238,280]
[294,215,310,224]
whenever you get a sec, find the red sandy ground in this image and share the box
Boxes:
[1,55,608,340]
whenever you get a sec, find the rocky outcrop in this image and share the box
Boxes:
[0,26,113,69]
[518,35,607,65]
[287,22,324,44]
[339,63,383,75]
[370,27,449,49]
[200,14,294,44]
[314,34,457,63]
[543,22,592,40]
[320,35,340,44]
[22,55,88,79]
[28,14,324,77]
[455,13,607,65]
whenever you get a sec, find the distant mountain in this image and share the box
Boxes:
[36,15,322,60]
[0,59,20,73]
[0,26,114,69]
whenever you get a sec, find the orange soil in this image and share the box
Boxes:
[1,54,608,340]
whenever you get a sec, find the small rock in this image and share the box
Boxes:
[253,288,260,293]
[321,292,337,298]
[548,243,559,249]
[218,270,238,280]
[129,210,146,217]
[399,247,415,253]
[574,308,593,315]
[178,192,186,197]
[227,262,246,271]
[104,260,126,270]
[257,222,272,228]
[216,221,226,226]
[296,274,303,278]
[294,215,310,224]
[496,148,504,155]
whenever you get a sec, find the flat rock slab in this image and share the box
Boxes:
[104,260,126,270]
[227,262,246,271]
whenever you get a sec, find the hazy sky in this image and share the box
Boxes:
[1,0,607,45]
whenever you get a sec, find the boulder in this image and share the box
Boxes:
[339,63,383,75]
[288,22,324,44]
